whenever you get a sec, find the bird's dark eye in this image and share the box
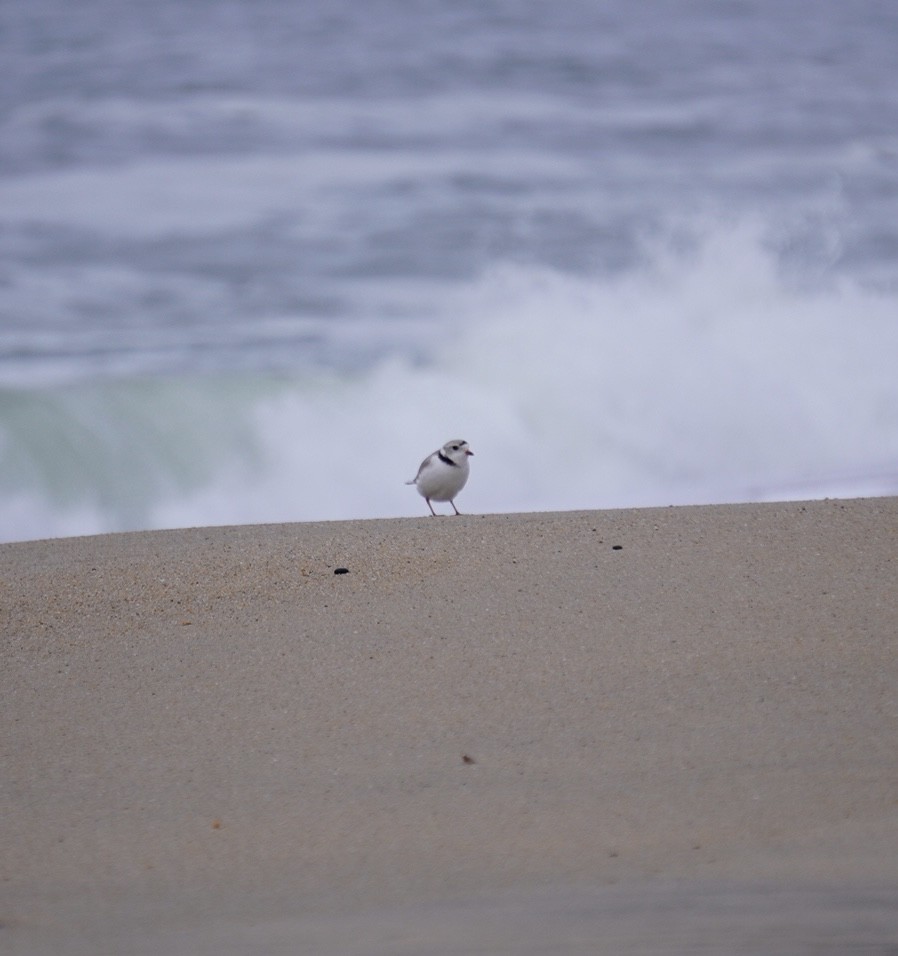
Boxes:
[452,445,459,450]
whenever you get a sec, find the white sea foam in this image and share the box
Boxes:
[2,220,896,542]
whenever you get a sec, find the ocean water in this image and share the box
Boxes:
[2,0,898,542]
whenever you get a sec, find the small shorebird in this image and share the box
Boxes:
[407,439,473,516]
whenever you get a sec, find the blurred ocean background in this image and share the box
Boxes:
[2,0,898,542]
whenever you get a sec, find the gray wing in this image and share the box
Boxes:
[407,450,437,484]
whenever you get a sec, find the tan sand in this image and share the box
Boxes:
[2,498,897,953]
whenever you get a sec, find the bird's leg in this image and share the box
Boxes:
[427,499,438,517]
[450,500,461,516]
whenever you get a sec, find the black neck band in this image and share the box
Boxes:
[438,451,459,467]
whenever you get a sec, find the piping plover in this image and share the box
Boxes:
[407,439,473,516]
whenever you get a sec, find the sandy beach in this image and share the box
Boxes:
[2,498,897,954]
